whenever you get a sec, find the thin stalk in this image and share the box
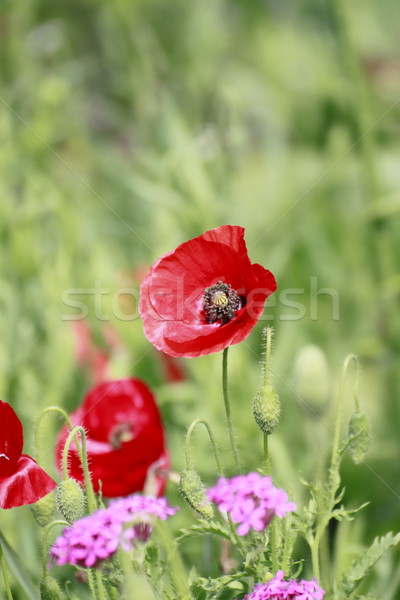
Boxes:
[184,418,224,476]
[62,428,107,600]
[264,434,278,573]
[35,406,82,464]
[41,520,69,577]
[154,520,191,600]
[312,354,358,586]
[61,426,97,513]
[184,419,246,554]
[0,543,13,600]
[222,348,241,472]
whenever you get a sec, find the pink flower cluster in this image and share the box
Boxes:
[244,571,325,600]
[50,495,177,568]
[207,473,296,536]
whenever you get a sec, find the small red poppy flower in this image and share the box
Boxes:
[139,225,277,358]
[0,400,57,509]
[56,379,168,498]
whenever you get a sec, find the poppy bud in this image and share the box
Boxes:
[293,344,330,414]
[30,491,55,527]
[56,478,85,524]
[40,576,65,600]
[348,410,371,464]
[253,385,281,435]
[179,469,214,519]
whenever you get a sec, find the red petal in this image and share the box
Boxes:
[55,379,168,498]
[0,455,57,509]
[139,224,277,358]
[0,400,23,477]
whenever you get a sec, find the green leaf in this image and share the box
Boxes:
[177,520,236,544]
[191,573,248,600]
[336,532,400,599]
[0,533,40,600]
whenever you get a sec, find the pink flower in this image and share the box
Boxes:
[207,473,296,536]
[50,495,178,568]
[244,571,325,599]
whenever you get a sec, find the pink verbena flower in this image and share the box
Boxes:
[50,494,177,568]
[243,571,325,600]
[207,473,296,536]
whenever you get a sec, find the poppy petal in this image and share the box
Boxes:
[0,400,23,477]
[0,455,57,509]
[55,379,168,498]
[139,226,277,357]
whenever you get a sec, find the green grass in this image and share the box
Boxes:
[1,0,400,597]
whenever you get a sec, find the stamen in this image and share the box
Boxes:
[202,281,242,325]
[109,423,134,450]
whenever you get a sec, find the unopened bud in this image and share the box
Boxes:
[40,576,65,600]
[348,410,371,464]
[253,385,281,435]
[56,478,85,524]
[179,469,214,520]
[293,344,330,413]
[30,492,55,527]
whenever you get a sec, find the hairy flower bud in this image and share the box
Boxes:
[348,410,371,464]
[179,469,214,519]
[40,576,65,600]
[56,479,85,524]
[293,344,330,413]
[253,385,281,435]
[30,492,55,527]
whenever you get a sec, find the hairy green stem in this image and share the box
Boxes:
[264,434,278,572]
[62,428,107,599]
[0,542,13,600]
[222,348,241,472]
[184,418,224,476]
[155,520,191,600]
[312,354,359,585]
[41,520,69,577]
[263,327,273,387]
[62,426,97,513]
[35,406,82,464]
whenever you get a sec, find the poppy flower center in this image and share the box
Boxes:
[109,422,134,450]
[202,282,241,325]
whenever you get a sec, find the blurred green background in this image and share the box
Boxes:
[1,0,400,597]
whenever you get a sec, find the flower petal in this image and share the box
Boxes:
[139,225,277,357]
[0,400,23,477]
[0,455,57,509]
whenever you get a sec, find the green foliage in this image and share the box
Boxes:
[177,520,236,545]
[190,572,248,600]
[335,533,400,600]
[1,0,400,597]
[0,534,39,600]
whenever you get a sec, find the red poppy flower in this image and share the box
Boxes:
[56,379,168,498]
[139,225,277,358]
[0,400,57,509]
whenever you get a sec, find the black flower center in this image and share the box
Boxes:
[109,422,134,450]
[202,282,241,325]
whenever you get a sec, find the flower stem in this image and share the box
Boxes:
[0,542,13,600]
[184,418,224,476]
[62,426,97,514]
[312,354,358,587]
[264,434,278,573]
[35,406,82,464]
[154,520,191,600]
[222,348,241,473]
[41,520,69,577]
